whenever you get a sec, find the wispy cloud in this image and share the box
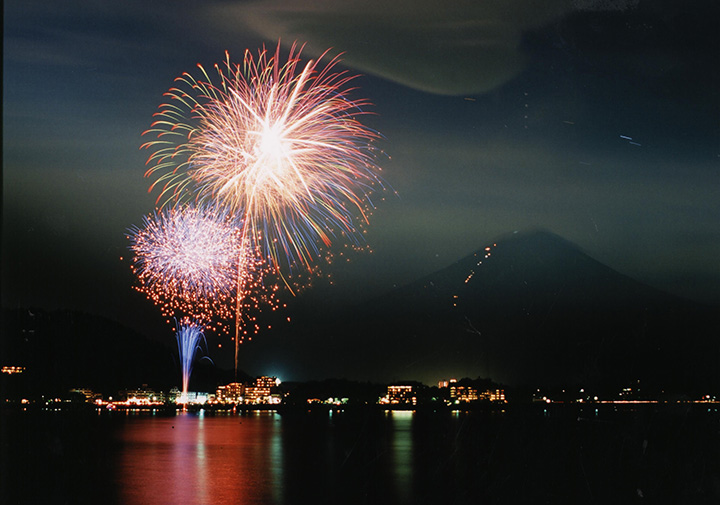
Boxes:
[209,0,575,95]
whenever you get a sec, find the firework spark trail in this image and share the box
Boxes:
[175,319,209,403]
[142,42,385,372]
[127,204,242,330]
[127,203,281,341]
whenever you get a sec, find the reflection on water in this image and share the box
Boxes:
[4,406,718,504]
[118,411,283,505]
[115,409,424,504]
[390,410,413,503]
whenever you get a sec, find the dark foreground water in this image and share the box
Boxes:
[1,405,718,504]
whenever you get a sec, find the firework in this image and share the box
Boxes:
[174,319,210,403]
[128,204,240,327]
[142,42,384,273]
[128,203,280,337]
[140,42,385,373]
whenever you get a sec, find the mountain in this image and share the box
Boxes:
[3,231,718,396]
[283,230,719,392]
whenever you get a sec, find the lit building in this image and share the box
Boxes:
[115,385,185,405]
[119,385,167,405]
[244,385,272,404]
[121,385,157,402]
[69,388,103,403]
[255,376,281,388]
[451,385,478,403]
[229,376,281,405]
[478,389,506,403]
[379,385,417,405]
[440,378,506,404]
[438,378,457,389]
[216,382,244,404]
[1,366,25,375]
[178,391,208,404]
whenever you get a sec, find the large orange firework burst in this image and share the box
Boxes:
[142,42,385,273]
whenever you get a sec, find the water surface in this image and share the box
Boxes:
[2,406,718,504]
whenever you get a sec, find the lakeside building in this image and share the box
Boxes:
[451,385,478,403]
[439,379,506,404]
[481,389,506,402]
[244,385,273,404]
[1,366,25,375]
[215,376,281,405]
[2,366,27,401]
[69,388,103,403]
[379,385,418,406]
[120,385,170,405]
[216,382,244,404]
[306,397,349,405]
[177,391,210,404]
[255,376,281,388]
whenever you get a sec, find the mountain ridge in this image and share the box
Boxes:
[290,229,720,390]
[2,230,718,394]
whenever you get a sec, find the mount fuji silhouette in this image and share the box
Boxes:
[289,230,719,392]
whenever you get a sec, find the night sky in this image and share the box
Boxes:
[3,1,719,376]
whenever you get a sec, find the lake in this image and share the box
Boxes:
[1,405,718,504]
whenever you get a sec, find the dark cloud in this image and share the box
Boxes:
[213,0,575,95]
